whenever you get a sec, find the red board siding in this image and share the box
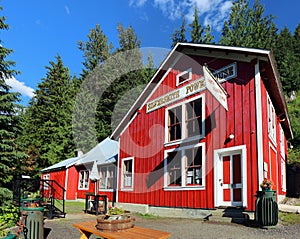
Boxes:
[118,57,271,211]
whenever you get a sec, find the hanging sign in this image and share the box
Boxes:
[203,65,228,111]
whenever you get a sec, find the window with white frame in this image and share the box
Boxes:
[78,170,89,190]
[99,165,115,190]
[267,96,276,142]
[280,125,285,157]
[122,158,134,188]
[281,160,286,192]
[165,143,204,188]
[166,96,204,143]
[43,174,50,190]
[176,68,192,86]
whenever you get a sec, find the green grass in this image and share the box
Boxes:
[279,212,300,225]
[134,212,160,219]
[65,200,85,214]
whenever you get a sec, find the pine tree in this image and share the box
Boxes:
[21,55,76,170]
[171,6,214,47]
[189,6,203,44]
[274,27,299,93]
[219,0,277,50]
[0,6,27,187]
[78,24,112,79]
[171,16,187,47]
[73,24,113,152]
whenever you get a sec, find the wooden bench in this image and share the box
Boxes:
[73,221,171,239]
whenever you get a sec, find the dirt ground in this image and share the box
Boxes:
[42,212,300,239]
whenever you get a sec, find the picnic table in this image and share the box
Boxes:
[73,220,171,239]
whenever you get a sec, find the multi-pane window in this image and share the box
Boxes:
[167,151,182,186]
[122,158,134,188]
[186,99,202,138]
[78,170,89,190]
[100,165,115,190]
[167,96,204,143]
[43,174,50,190]
[168,106,182,141]
[165,144,204,188]
[185,147,202,185]
[267,96,276,142]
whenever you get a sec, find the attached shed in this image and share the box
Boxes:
[41,138,119,201]
[111,43,293,211]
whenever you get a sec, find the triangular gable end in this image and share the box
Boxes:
[111,43,293,140]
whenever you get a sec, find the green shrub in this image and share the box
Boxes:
[0,187,13,207]
[0,205,19,236]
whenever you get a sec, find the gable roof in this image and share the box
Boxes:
[76,137,119,166]
[111,43,293,139]
[41,156,79,173]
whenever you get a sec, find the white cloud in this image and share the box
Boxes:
[130,0,232,31]
[65,5,70,15]
[129,0,148,7]
[5,77,35,98]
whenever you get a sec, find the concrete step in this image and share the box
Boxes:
[207,208,254,225]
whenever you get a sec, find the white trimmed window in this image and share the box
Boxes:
[99,165,115,190]
[121,158,134,189]
[267,96,276,143]
[78,170,89,190]
[164,143,205,189]
[166,95,204,144]
[176,68,192,86]
[43,174,50,190]
[281,160,286,192]
[280,125,285,157]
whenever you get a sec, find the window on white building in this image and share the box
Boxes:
[122,158,134,189]
[78,170,89,190]
[166,96,204,144]
[165,143,204,188]
[99,165,115,190]
[267,96,276,143]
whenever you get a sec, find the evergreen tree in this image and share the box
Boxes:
[189,6,203,44]
[0,5,27,187]
[171,16,187,47]
[73,24,113,152]
[274,27,300,93]
[219,0,277,50]
[78,24,112,79]
[98,23,144,137]
[171,6,214,47]
[21,55,76,170]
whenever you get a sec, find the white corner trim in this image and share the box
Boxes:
[255,61,264,190]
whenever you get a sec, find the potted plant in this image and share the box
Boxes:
[260,178,273,191]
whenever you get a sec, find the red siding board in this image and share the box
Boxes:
[118,55,287,211]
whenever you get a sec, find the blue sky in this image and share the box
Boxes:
[1,0,299,105]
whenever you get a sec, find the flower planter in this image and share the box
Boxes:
[96,214,134,232]
[0,233,17,239]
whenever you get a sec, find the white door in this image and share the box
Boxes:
[214,146,247,207]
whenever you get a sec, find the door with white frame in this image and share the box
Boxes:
[214,145,247,207]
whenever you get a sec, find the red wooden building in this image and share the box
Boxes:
[41,138,118,201]
[111,43,293,211]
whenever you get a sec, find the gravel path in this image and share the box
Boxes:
[43,212,300,239]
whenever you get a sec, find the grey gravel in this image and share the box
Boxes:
[43,212,300,239]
